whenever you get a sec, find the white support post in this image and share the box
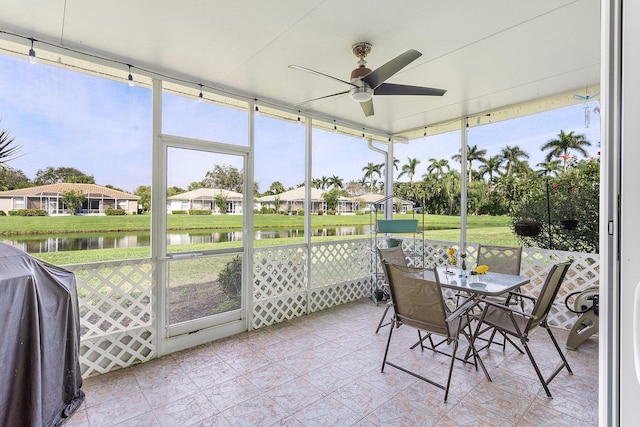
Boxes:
[245,100,255,330]
[460,118,468,253]
[150,78,166,355]
[385,138,394,219]
[305,115,312,313]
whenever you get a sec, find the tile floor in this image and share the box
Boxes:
[67,299,598,426]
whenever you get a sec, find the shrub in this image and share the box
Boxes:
[189,209,211,215]
[317,209,323,216]
[0,210,5,216]
[171,210,188,215]
[356,210,364,215]
[280,210,288,215]
[297,209,304,216]
[104,208,126,216]
[218,255,242,298]
[8,209,46,216]
[327,209,336,215]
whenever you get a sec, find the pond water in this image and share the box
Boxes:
[1,225,374,254]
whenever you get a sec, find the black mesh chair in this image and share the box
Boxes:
[381,263,491,402]
[474,260,574,398]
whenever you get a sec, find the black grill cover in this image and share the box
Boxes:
[0,243,84,427]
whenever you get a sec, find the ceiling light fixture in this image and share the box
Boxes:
[362,128,366,140]
[423,127,427,139]
[127,64,134,87]
[198,85,204,103]
[333,120,338,134]
[254,99,260,116]
[28,38,36,64]
[297,110,302,126]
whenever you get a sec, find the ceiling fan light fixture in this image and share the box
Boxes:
[350,86,373,102]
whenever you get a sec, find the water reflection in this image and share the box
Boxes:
[2,225,372,254]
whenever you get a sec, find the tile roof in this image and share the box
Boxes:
[0,183,139,199]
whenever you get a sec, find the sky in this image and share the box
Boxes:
[0,53,601,193]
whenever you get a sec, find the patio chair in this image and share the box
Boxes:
[381,263,491,402]
[374,246,407,334]
[473,244,524,349]
[474,260,574,398]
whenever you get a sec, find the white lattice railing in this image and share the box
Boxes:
[65,259,156,378]
[70,238,599,377]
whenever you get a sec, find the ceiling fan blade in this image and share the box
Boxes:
[289,65,358,88]
[360,99,374,117]
[295,90,350,106]
[361,49,422,89]
[374,83,446,96]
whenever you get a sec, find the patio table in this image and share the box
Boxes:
[435,266,530,298]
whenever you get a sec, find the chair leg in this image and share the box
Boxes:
[375,301,392,334]
[520,339,554,398]
[545,324,573,376]
[444,339,458,403]
[381,320,395,373]
[464,320,492,382]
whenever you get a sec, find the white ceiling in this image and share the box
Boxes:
[0,0,600,138]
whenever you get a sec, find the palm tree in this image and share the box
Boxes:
[362,162,382,193]
[541,130,591,172]
[0,126,22,170]
[451,144,487,182]
[535,159,563,177]
[392,157,400,172]
[478,155,504,187]
[397,157,421,183]
[501,145,530,176]
[424,158,450,180]
[328,175,343,189]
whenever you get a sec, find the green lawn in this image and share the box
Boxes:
[0,212,510,234]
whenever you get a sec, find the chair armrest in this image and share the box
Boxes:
[482,299,533,319]
[446,298,480,322]
[504,290,536,305]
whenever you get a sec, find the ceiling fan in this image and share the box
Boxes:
[289,42,446,117]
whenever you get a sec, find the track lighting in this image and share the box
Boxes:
[127,65,134,87]
[198,85,204,103]
[28,39,36,64]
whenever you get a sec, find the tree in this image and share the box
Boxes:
[188,180,207,191]
[328,175,343,189]
[34,166,95,185]
[322,187,342,211]
[541,130,592,172]
[500,145,530,176]
[0,167,30,191]
[167,186,185,197]
[61,190,85,215]
[0,125,22,170]
[362,162,382,193]
[214,193,228,214]
[511,159,599,253]
[269,181,285,195]
[134,185,151,212]
[105,184,125,192]
[203,164,243,192]
[398,157,421,183]
[424,158,450,180]
[535,160,563,178]
[452,144,487,182]
[477,155,504,188]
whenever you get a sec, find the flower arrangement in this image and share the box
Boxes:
[447,247,457,266]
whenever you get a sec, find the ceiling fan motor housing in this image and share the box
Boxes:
[350,66,373,102]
